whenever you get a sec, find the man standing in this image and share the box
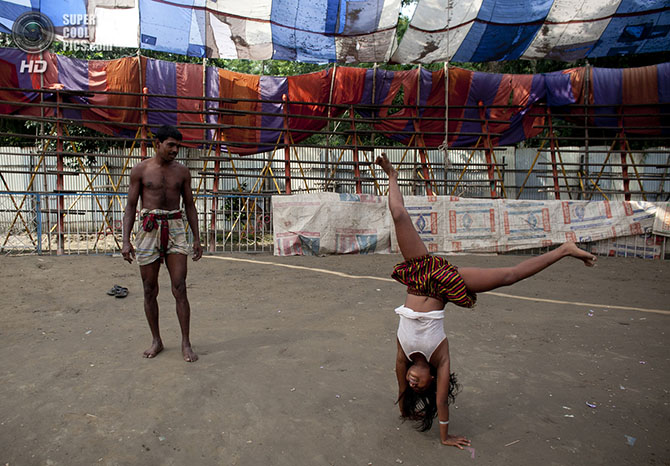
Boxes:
[122,125,202,362]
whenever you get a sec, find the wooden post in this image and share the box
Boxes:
[141,86,149,160]
[350,105,362,194]
[55,90,65,254]
[282,94,291,195]
[415,66,434,196]
[548,108,561,200]
[583,63,590,200]
[620,139,630,201]
[478,101,497,198]
[617,107,630,201]
[418,148,434,196]
[620,147,630,201]
[209,132,221,253]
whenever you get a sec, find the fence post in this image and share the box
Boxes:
[56,90,65,254]
[141,86,149,160]
[282,94,291,195]
[209,137,220,252]
[548,108,561,200]
[350,105,362,194]
[414,68,434,196]
[583,63,590,201]
[36,193,42,255]
[478,101,498,198]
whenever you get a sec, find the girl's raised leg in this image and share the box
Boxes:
[458,242,596,293]
[377,151,596,293]
[376,153,427,260]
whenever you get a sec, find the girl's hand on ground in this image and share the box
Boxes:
[441,434,471,449]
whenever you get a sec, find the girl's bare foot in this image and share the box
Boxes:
[143,339,164,358]
[375,153,396,177]
[562,242,597,266]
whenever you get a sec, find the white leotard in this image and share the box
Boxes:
[395,305,446,362]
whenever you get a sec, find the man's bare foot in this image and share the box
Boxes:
[143,340,164,358]
[182,344,198,363]
[375,153,396,178]
[562,242,597,266]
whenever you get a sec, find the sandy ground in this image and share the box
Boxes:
[1,252,669,466]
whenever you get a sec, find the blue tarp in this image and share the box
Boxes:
[1,0,669,63]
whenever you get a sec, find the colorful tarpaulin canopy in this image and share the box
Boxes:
[0,0,400,63]
[393,0,670,63]
[1,48,668,155]
[1,0,669,63]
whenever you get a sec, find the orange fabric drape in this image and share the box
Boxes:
[219,69,260,153]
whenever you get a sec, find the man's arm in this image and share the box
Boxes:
[122,165,141,263]
[395,339,409,415]
[181,166,202,261]
[435,362,470,448]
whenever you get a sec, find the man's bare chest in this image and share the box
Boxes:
[142,171,183,192]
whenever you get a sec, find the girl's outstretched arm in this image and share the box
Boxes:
[395,339,409,415]
[436,363,471,448]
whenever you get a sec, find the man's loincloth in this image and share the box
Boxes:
[134,208,189,266]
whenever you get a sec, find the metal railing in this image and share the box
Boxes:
[1,75,669,258]
[0,192,273,255]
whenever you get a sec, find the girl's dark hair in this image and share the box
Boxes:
[156,124,183,142]
[397,368,460,432]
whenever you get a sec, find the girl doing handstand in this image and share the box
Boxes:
[376,153,596,448]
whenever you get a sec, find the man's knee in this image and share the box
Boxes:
[143,282,159,299]
[171,280,187,299]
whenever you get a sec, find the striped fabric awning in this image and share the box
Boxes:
[1,0,668,63]
[393,0,670,63]
[1,48,669,155]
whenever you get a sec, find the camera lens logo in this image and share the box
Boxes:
[12,11,55,53]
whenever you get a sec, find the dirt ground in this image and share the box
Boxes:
[1,251,669,466]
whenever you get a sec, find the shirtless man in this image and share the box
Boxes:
[122,125,202,362]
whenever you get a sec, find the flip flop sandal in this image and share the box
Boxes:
[107,285,123,296]
[115,287,129,298]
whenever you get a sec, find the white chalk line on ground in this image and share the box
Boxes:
[204,256,670,316]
